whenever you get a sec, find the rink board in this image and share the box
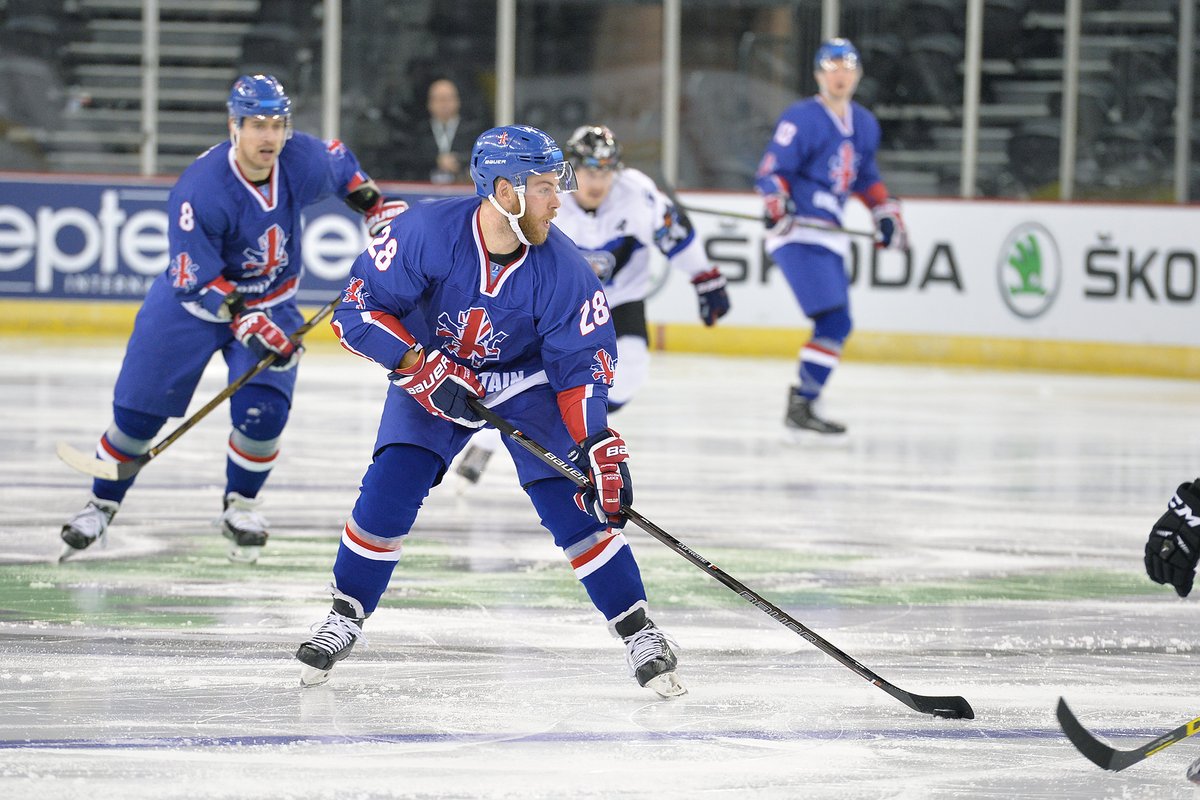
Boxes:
[0,173,1196,375]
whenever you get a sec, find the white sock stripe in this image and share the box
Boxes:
[340,524,404,562]
[226,443,278,473]
[571,533,628,580]
[800,346,840,369]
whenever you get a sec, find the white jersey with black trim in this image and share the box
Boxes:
[555,167,710,309]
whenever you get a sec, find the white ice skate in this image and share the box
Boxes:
[623,620,686,698]
[58,496,119,563]
[219,491,269,564]
[296,589,367,687]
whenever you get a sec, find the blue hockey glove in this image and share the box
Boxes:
[871,198,908,250]
[1145,480,1200,597]
[568,428,632,529]
[691,268,730,326]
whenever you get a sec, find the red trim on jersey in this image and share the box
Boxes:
[243,276,299,308]
[766,174,791,196]
[363,310,418,348]
[205,276,236,296]
[856,181,890,209]
[227,146,278,211]
[556,385,592,442]
[473,208,528,296]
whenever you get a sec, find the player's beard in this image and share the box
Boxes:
[517,210,551,245]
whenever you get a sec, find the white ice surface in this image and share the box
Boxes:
[3,342,1200,798]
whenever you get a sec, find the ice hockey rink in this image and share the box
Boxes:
[4,339,1200,799]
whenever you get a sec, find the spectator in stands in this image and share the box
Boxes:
[395,77,478,184]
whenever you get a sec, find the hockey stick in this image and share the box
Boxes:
[466,397,974,720]
[654,178,877,242]
[55,296,341,482]
[678,203,878,240]
[1057,697,1200,771]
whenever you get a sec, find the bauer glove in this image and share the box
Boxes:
[568,428,632,530]
[230,310,300,371]
[388,346,485,428]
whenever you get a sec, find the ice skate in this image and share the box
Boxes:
[296,588,367,687]
[784,388,846,435]
[58,496,119,562]
[455,444,493,491]
[219,491,269,564]
[618,612,685,698]
[1187,756,1200,784]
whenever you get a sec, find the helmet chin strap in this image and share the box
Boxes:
[487,191,532,246]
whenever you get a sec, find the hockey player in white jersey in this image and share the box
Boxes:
[455,124,730,485]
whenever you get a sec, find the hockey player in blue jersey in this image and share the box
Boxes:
[755,38,908,435]
[294,125,685,698]
[58,74,406,564]
[453,123,731,486]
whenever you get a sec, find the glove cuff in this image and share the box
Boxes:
[387,345,426,381]
[870,198,902,221]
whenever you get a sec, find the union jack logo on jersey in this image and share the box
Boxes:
[169,252,198,290]
[435,307,507,368]
[591,348,617,385]
[342,277,366,309]
[828,141,859,195]
[241,224,289,279]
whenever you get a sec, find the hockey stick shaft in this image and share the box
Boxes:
[1057,697,1200,771]
[679,203,878,240]
[57,296,341,481]
[654,178,877,242]
[466,398,974,720]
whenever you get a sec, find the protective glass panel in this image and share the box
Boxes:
[514,1,664,182]
[677,2,821,190]
[341,0,495,186]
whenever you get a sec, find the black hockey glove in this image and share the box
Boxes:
[1145,480,1200,597]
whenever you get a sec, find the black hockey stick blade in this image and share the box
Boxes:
[882,685,974,720]
[1057,697,1200,771]
[468,397,974,720]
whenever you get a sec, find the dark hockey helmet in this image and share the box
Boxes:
[565,125,622,172]
[469,125,577,198]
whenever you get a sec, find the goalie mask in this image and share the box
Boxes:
[565,125,622,172]
[470,125,577,245]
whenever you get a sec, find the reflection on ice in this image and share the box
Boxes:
[3,344,1200,798]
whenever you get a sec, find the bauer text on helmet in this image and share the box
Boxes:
[469,125,578,199]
